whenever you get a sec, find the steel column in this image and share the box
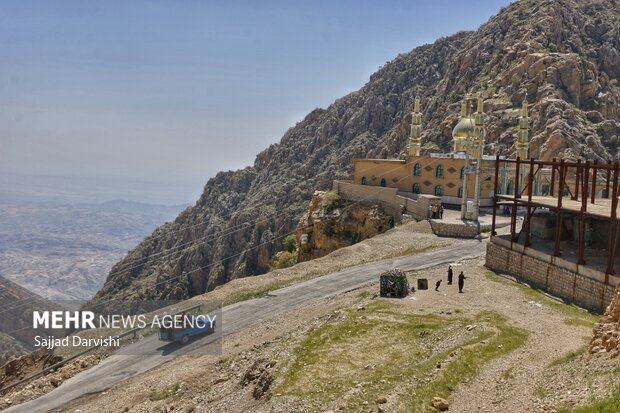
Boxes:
[591,160,597,204]
[491,155,500,236]
[605,163,619,278]
[553,159,565,256]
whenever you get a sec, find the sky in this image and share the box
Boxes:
[0,0,512,204]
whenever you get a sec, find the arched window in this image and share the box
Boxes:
[413,163,422,176]
[380,178,387,187]
[361,176,367,185]
[434,185,443,196]
[458,186,464,198]
[436,164,444,178]
[460,166,466,180]
[412,183,421,194]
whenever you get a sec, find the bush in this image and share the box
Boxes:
[271,251,297,269]
[283,234,297,253]
[321,190,342,212]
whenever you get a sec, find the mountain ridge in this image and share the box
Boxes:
[95,0,620,301]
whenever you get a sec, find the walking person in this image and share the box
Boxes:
[458,271,467,293]
[447,265,453,285]
[435,279,442,291]
[439,204,444,219]
[428,204,433,219]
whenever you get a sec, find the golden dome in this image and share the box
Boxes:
[452,116,475,140]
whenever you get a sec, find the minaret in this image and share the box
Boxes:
[408,97,422,156]
[453,100,469,153]
[516,99,529,160]
[472,93,485,160]
[472,93,485,221]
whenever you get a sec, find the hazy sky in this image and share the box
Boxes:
[0,0,511,203]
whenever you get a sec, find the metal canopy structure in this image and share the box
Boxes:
[490,156,619,281]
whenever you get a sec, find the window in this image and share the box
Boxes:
[460,166,466,180]
[436,164,444,179]
[380,178,387,187]
[434,185,443,196]
[412,183,421,194]
[413,163,422,176]
[458,186,463,198]
[361,176,367,185]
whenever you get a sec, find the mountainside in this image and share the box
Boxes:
[96,0,620,301]
[0,276,58,365]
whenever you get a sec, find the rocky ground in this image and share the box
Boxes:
[54,260,618,412]
[0,351,108,410]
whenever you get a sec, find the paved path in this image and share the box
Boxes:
[6,239,486,413]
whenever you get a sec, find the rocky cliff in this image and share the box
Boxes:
[96,0,620,300]
[296,191,393,263]
[590,288,620,357]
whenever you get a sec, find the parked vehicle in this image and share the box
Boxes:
[158,314,216,344]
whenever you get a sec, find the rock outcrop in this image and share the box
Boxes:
[95,0,620,300]
[296,191,393,262]
[590,288,620,358]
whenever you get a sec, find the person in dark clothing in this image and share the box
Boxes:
[439,204,444,219]
[458,271,467,293]
[447,265,453,285]
[435,279,442,291]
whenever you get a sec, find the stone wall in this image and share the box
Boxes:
[485,238,618,313]
[430,220,482,238]
[333,181,441,222]
[333,180,403,223]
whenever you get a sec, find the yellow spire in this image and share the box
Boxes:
[460,99,467,117]
[408,97,422,157]
[516,99,530,159]
[472,93,485,159]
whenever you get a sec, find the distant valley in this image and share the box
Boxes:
[0,200,187,300]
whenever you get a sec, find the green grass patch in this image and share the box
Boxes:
[564,318,596,328]
[275,302,527,412]
[557,390,620,413]
[549,345,587,367]
[149,382,181,401]
[224,280,291,305]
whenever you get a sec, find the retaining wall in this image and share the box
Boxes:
[485,237,618,313]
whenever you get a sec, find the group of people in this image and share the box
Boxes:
[434,265,467,293]
[428,203,444,219]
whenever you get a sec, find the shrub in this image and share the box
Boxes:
[283,234,297,253]
[321,190,342,212]
[271,251,297,269]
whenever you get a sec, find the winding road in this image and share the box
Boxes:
[6,239,487,413]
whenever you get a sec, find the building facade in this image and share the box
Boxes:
[353,94,551,208]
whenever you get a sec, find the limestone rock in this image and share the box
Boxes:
[590,285,620,357]
[296,191,393,262]
[431,396,449,411]
[375,396,388,404]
